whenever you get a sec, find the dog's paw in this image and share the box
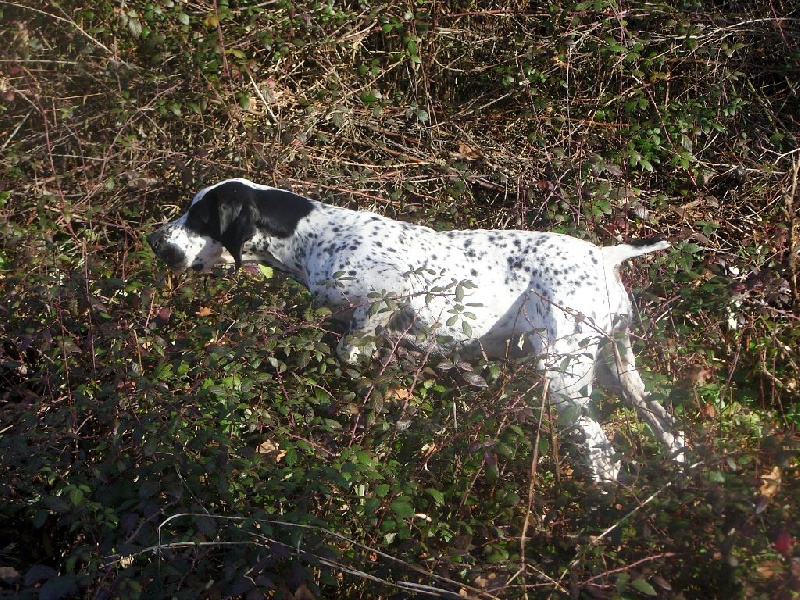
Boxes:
[667,430,687,463]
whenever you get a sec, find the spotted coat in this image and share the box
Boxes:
[148,178,685,482]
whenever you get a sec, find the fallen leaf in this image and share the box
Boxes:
[385,386,411,402]
[760,466,782,498]
[457,142,480,159]
[473,572,497,588]
[257,440,279,454]
[757,559,784,578]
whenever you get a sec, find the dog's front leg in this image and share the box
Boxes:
[336,302,395,364]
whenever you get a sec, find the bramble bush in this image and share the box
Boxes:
[1,0,798,598]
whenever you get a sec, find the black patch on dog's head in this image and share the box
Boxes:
[186,180,314,268]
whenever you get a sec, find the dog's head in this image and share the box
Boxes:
[147,178,314,271]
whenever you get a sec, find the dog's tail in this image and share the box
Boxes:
[601,237,671,266]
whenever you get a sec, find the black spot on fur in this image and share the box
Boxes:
[507,256,523,270]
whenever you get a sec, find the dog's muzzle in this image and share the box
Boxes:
[147,230,187,270]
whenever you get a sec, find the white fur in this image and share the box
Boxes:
[149,179,686,481]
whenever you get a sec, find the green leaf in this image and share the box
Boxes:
[236,92,251,110]
[556,404,581,428]
[68,486,85,506]
[425,488,444,506]
[615,572,630,592]
[33,510,49,529]
[363,497,381,513]
[258,264,274,278]
[631,577,658,597]
[361,90,378,105]
[391,499,414,519]
[284,446,298,467]
[485,544,509,563]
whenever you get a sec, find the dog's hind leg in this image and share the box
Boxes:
[596,333,685,461]
[543,336,620,482]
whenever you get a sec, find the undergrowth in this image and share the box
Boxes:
[1,0,798,598]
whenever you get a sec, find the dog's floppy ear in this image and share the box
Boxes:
[216,197,256,269]
[187,187,257,269]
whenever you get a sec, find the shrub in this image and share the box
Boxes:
[1,0,798,597]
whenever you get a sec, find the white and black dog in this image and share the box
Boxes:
[148,178,685,481]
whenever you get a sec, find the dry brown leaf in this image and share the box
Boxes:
[473,573,498,588]
[760,466,782,498]
[385,386,411,402]
[257,440,285,462]
[257,440,279,454]
[756,559,784,579]
[457,142,481,159]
